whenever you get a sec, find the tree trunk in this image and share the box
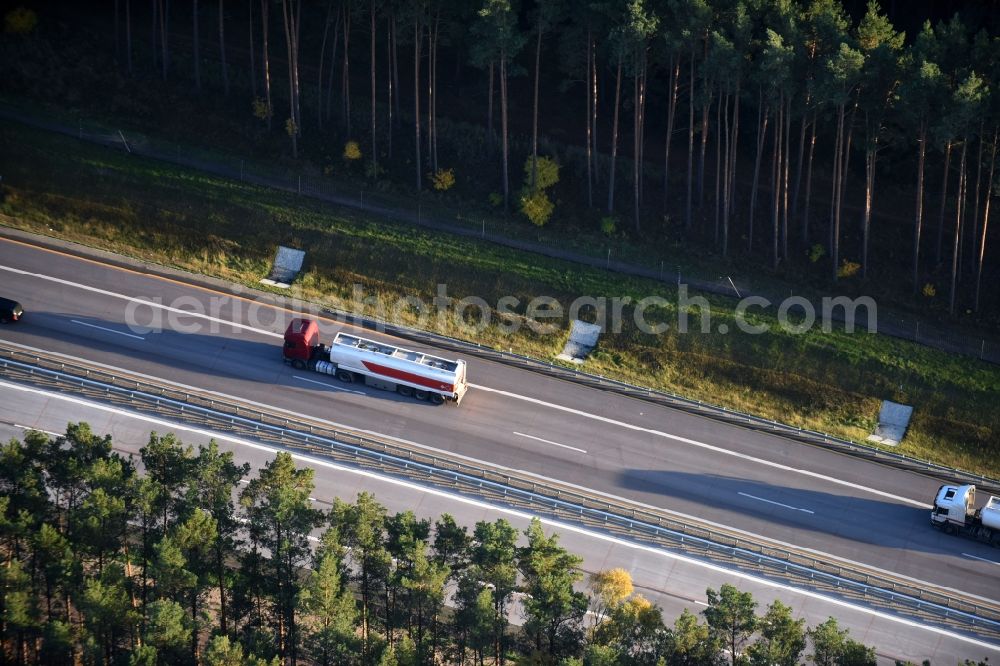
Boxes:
[633,52,646,231]
[591,35,598,184]
[803,110,817,244]
[723,82,739,257]
[500,50,510,213]
[342,6,351,134]
[638,53,647,207]
[487,61,494,148]
[936,140,953,265]
[426,24,433,169]
[830,103,844,280]
[219,0,229,95]
[261,0,272,130]
[585,30,593,208]
[281,0,300,157]
[432,15,440,172]
[370,0,377,175]
[697,79,710,207]
[125,0,132,74]
[771,93,782,270]
[782,96,791,262]
[968,126,985,276]
[714,92,723,244]
[913,120,927,294]
[531,22,543,189]
[193,0,200,88]
[862,137,876,280]
[248,0,256,98]
[663,54,680,215]
[414,17,422,190]
[950,138,968,315]
[607,52,623,213]
[317,2,333,129]
[748,90,768,252]
[392,14,401,126]
[160,0,170,80]
[792,106,809,231]
[151,0,158,70]
[387,16,393,156]
[325,11,341,122]
[685,48,695,230]
[975,128,998,311]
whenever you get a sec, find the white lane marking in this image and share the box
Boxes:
[0,265,283,338]
[71,319,146,340]
[472,384,928,510]
[739,492,815,515]
[0,379,996,651]
[0,265,929,510]
[513,431,587,454]
[293,375,365,395]
[964,553,1000,565]
[13,424,62,437]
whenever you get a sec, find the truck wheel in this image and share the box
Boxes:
[397,386,414,397]
[429,393,444,405]
[292,359,306,370]
[336,369,355,383]
[414,390,429,401]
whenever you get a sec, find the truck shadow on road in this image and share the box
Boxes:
[0,312,438,407]
[617,469,989,560]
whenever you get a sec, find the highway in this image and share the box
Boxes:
[1,234,999,642]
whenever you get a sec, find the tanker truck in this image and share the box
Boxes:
[282,318,468,405]
[930,484,1000,546]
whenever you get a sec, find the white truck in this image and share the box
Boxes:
[283,318,468,405]
[930,484,1000,546]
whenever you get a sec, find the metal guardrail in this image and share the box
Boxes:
[0,342,998,642]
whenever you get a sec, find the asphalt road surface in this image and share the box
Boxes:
[1,382,996,665]
[1,235,998,641]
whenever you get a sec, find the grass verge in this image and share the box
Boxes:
[2,122,998,477]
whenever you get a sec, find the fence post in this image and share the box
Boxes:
[297,175,301,195]
[606,248,610,269]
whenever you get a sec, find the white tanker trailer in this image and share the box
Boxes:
[283,319,468,405]
[931,484,1000,546]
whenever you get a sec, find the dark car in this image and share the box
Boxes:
[0,297,24,323]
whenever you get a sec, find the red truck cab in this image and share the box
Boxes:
[283,318,320,366]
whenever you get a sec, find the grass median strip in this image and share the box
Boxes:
[1,122,998,476]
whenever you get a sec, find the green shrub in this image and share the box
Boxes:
[519,189,555,226]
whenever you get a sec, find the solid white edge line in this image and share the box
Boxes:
[0,338,966,598]
[0,264,283,338]
[739,491,816,515]
[513,431,587,454]
[471,383,929,510]
[0,378,997,653]
[12,424,62,438]
[964,553,1000,566]
[71,319,146,340]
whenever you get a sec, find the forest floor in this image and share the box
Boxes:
[2,121,999,477]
